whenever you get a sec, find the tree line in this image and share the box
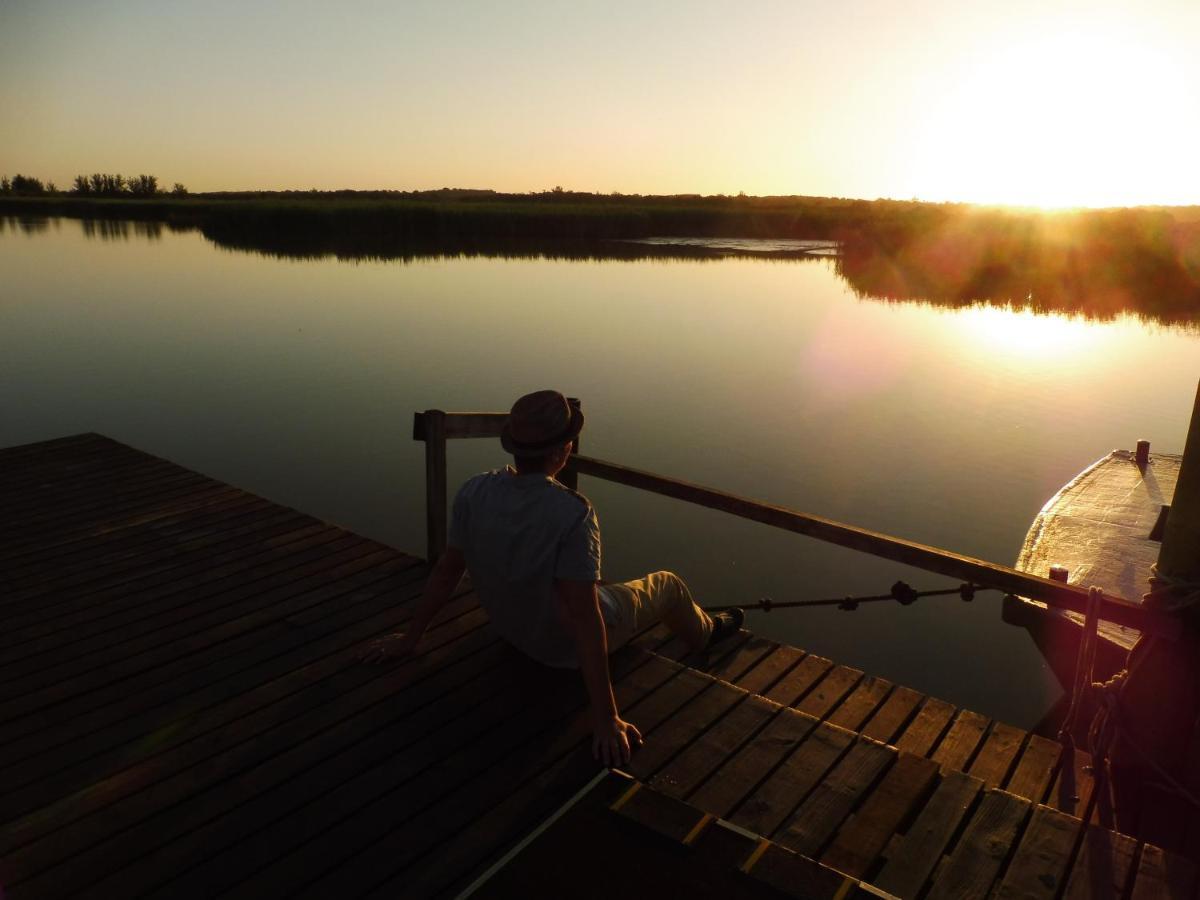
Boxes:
[0,173,187,196]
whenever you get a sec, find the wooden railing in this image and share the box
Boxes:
[413,405,1179,640]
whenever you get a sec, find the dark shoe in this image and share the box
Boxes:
[707,608,745,648]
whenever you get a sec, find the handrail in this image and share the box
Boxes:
[413,408,1179,640]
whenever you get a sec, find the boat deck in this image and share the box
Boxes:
[1,434,1195,898]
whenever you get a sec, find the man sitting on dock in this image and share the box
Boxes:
[361,389,743,767]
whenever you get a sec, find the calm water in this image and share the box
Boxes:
[4,216,1198,728]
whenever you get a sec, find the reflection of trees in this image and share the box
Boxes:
[836,210,1200,325]
[3,216,53,235]
[79,219,163,241]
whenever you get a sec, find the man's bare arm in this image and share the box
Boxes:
[359,547,466,663]
[556,579,642,767]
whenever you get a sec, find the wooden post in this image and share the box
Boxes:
[558,397,582,491]
[1158,381,1200,582]
[1111,379,1200,835]
[423,409,448,564]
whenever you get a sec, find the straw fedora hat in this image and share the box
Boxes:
[500,390,584,456]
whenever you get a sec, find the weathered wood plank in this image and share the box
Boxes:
[860,684,924,745]
[0,571,445,824]
[826,676,893,733]
[925,789,1030,900]
[775,737,895,858]
[733,644,804,696]
[731,721,854,838]
[243,653,685,900]
[1005,733,1063,803]
[993,803,1085,900]
[968,722,1026,789]
[701,635,776,685]
[1129,844,1197,900]
[795,665,863,720]
[894,696,956,757]
[628,680,746,780]
[650,694,777,800]
[820,752,940,879]
[1062,823,1138,900]
[764,653,833,706]
[931,709,990,773]
[689,707,819,818]
[874,770,984,899]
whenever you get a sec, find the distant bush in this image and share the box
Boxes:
[171,182,188,196]
[3,174,47,195]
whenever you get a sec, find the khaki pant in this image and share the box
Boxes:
[600,570,713,653]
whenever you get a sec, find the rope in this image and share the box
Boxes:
[701,580,986,614]
[1058,586,1103,751]
[1143,564,1200,612]
[1062,582,1200,814]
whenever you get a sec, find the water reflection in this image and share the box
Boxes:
[8,213,1198,328]
[79,218,163,241]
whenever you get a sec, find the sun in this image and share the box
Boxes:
[904,22,1196,209]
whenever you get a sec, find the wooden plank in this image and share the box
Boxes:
[827,676,893,733]
[701,635,776,685]
[894,696,956,757]
[222,652,679,900]
[1062,823,1138,900]
[861,684,924,745]
[0,538,389,725]
[874,770,984,899]
[2,493,275,591]
[2,611,506,893]
[413,410,507,440]
[931,709,990,773]
[689,707,819,818]
[566,454,1173,638]
[0,513,327,670]
[0,569,442,821]
[1005,733,1063,803]
[628,681,746,781]
[731,720,854,838]
[794,665,863,720]
[925,789,1030,900]
[613,782,707,843]
[12,634,654,899]
[650,694,776,800]
[992,803,1085,900]
[0,588,484,856]
[746,842,853,900]
[734,644,804,696]
[2,518,341,637]
[1129,844,1197,900]
[775,737,896,858]
[763,653,833,706]
[1,478,236,563]
[820,752,941,879]
[0,557,423,776]
[968,722,1026,789]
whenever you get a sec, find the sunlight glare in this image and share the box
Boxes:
[951,306,1106,361]
[907,24,1194,208]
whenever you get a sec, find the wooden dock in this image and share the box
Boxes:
[1,434,1196,898]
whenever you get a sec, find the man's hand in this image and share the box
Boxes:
[357,632,419,664]
[592,714,643,768]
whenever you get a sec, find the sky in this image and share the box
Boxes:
[2,0,1199,207]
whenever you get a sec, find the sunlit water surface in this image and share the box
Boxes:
[4,217,1198,728]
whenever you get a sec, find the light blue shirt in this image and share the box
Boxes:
[448,467,602,668]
